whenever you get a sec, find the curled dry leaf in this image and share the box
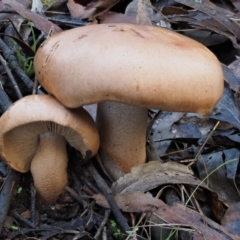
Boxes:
[111,161,207,194]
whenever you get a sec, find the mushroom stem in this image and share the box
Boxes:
[30,132,68,203]
[97,102,148,175]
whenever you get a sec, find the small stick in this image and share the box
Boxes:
[30,182,36,227]
[94,209,111,240]
[0,86,12,112]
[87,162,130,233]
[32,75,39,94]
[0,38,43,94]
[146,110,162,138]
[0,53,22,99]
[80,175,100,194]
[96,153,114,182]
[188,120,220,167]
[12,212,35,228]
[65,186,88,208]
[0,170,20,233]
[0,87,19,235]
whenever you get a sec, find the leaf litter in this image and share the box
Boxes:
[1,0,240,239]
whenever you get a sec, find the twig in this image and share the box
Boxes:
[0,86,12,112]
[87,162,130,233]
[12,212,35,228]
[94,209,111,240]
[0,170,20,233]
[32,75,39,94]
[0,53,22,99]
[81,185,95,196]
[0,38,43,94]
[146,110,162,138]
[65,186,88,208]
[72,171,89,208]
[188,121,220,167]
[30,182,36,227]
[96,153,113,182]
[0,86,21,235]
[2,224,81,239]
[80,175,100,194]
[102,227,107,240]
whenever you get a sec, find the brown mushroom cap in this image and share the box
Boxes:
[0,95,99,202]
[34,23,223,116]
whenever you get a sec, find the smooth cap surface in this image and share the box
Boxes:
[34,23,224,116]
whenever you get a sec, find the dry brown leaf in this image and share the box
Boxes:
[228,59,240,86]
[92,192,160,212]
[20,209,31,219]
[2,0,62,34]
[73,0,119,21]
[174,0,240,48]
[168,16,236,47]
[228,59,240,109]
[3,216,18,230]
[152,112,184,156]
[221,202,240,236]
[16,0,30,7]
[93,191,240,239]
[229,0,240,12]
[98,12,136,24]
[111,161,205,194]
[222,63,240,92]
[67,0,85,19]
[153,202,240,240]
[196,149,240,202]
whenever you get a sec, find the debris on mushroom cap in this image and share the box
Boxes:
[34,23,224,116]
[0,94,99,171]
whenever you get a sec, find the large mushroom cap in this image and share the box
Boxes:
[34,23,224,116]
[0,95,99,172]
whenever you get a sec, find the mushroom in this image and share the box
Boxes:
[34,23,224,178]
[0,95,99,203]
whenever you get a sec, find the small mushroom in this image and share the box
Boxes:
[0,95,99,203]
[34,23,224,178]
